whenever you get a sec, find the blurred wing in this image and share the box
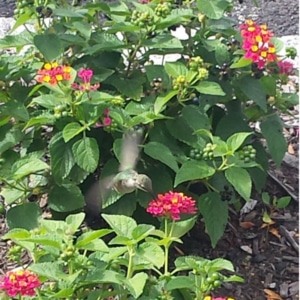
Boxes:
[84,175,114,216]
[119,131,143,172]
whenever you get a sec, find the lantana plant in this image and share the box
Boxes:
[1,194,243,299]
[0,0,297,256]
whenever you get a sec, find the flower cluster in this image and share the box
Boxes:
[277,60,295,76]
[240,20,277,69]
[147,191,197,220]
[71,68,100,91]
[95,108,112,128]
[204,297,234,300]
[0,269,41,297]
[37,62,71,85]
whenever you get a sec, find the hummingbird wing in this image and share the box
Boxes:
[84,175,115,216]
[119,130,143,172]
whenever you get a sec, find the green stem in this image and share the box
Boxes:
[126,246,134,279]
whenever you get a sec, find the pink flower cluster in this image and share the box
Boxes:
[147,191,197,220]
[277,60,295,76]
[95,108,112,128]
[0,269,41,297]
[72,68,100,91]
[240,20,277,69]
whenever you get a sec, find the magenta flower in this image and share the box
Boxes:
[95,108,112,128]
[147,191,197,220]
[0,269,41,297]
[277,60,295,76]
[72,68,100,91]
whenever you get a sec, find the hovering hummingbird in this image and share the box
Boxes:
[85,128,153,216]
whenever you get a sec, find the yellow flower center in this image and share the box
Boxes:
[56,74,63,81]
[261,51,267,58]
[44,63,52,70]
[251,45,258,52]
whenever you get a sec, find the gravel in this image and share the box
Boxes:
[0,0,298,36]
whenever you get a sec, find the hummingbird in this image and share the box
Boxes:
[84,128,153,216]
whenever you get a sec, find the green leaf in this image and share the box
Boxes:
[224,275,244,283]
[262,192,270,204]
[195,81,225,96]
[49,133,76,184]
[29,262,69,280]
[3,99,29,121]
[0,126,24,154]
[226,132,252,152]
[75,229,112,248]
[182,105,211,131]
[276,196,291,209]
[1,187,26,205]
[230,57,252,69]
[132,224,155,242]
[34,34,62,61]
[166,276,194,290]
[65,213,85,232]
[144,142,178,172]
[215,43,230,65]
[125,272,148,299]
[260,115,286,167]
[72,137,99,173]
[6,203,41,230]
[2,228,31,240]
[174,161,215,187]
[260,76,276,96]
[238,75,267,111]
[29,95,66,109]
[154,90,178,115]
[48,184,85,212]
[198,192,228,247]
[168,216,197,238]
[13,158,49,180]
[136,242,164,268]
[63,122,86,142]
[102,214,137,237]
[197,0,229,19]
[109,73,145,100]
[225,167,252,200]
[165,62,188,77]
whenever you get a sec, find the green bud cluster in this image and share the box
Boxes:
[14,0,34,17]
[131,10,155,27]
[8,245,23,262]
[172,75,187,90]
[111,96,125,107]
[104,119,119,133]
[198,68,209,80]
[155,2,171,18]
[286,47,297,59]
[54,105,70,119]
[189,148,203,160]
[238,145,256,163]
[202,143,215,160]
[204,272,224,289]
[60,245,76,261]
[188,56,204,71]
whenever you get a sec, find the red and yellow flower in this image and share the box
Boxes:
[240,20,277,69]
[37,62,71,85]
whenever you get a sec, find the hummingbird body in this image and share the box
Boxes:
[84,128,154,215]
